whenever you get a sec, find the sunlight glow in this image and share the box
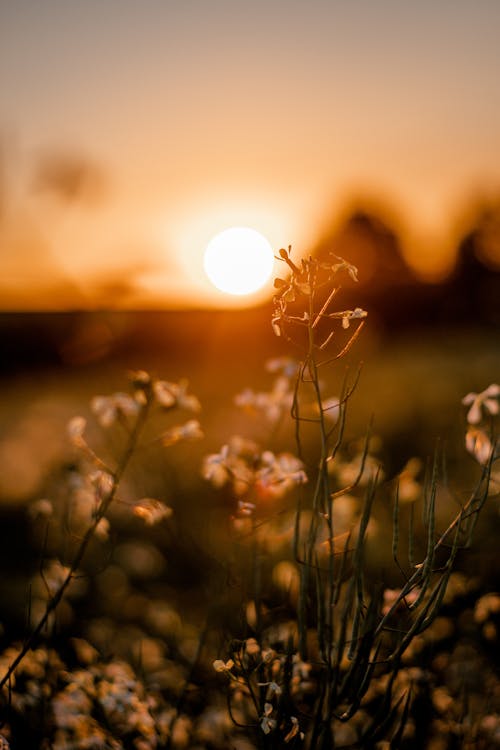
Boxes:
[203,227,274,295]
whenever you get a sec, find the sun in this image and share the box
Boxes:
[203,227,274,295]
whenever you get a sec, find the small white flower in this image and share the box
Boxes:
[162,419,204,446]
[330,258,359,282]
[258,680,283,699]
[202,446,230,487]
[235,376,293,423]
[465,427,493,465]
[462,384,500,424]
[154,379,201,412]
[260,703,277,735]
[91,392,139,427]
[341,307,368,329]
[256,451,307,499]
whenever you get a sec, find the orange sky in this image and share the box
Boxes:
[1,1,500,309]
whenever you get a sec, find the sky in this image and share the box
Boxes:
[1,0,500,309]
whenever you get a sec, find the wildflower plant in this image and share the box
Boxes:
[209,248,498,749]
[0,370,203,699]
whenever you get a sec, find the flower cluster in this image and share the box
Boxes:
[235,375,293,424]
[271,247,366,341]
[202,437,307,523]
[213,638,305,743]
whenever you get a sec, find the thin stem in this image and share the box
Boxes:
[0,397,150,691]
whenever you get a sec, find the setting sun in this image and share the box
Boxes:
[203,227,275,296]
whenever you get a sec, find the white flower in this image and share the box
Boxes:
[462,384,500,424]
[330,258,359,282]
[202,446,230,487]
[465,427,493,465]
[153,379,201,412]
[162,419,204,446]
[91,392,140,427]
[133,498,173,525]
[235,376,293,423]
[202,439,255,495]
[341,307,367,329]
[260,703,277,735]
[258,680,283,699]
[256,451,307,499]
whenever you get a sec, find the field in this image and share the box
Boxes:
[0,262,499,750]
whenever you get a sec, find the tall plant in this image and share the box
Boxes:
[209,249,496,749]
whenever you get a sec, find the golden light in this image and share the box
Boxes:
[203,227,274,295]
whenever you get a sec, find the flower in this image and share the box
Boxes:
[329,257,359,282]
[341,307,368,329]
[91,392,140,427]
[161,419,204,446]
[235,376,293,423]
[260,703,277,734]
[153,379,201,412]
[465,427,493,464]
[258,680,283,699]
[462,384,500,424]
[202,446,231,487]
[202,437,257,494]
[256,451,307,500]
[133,499,173,525]
[212,658,234,673]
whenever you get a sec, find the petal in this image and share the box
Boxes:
[466,400,482,424]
